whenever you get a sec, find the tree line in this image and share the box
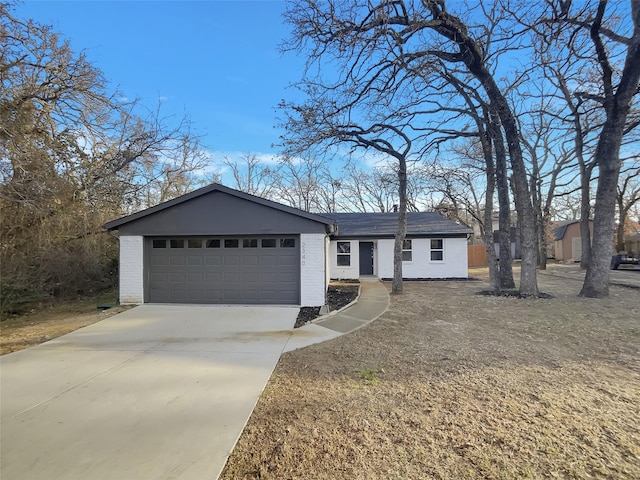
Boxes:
[0,3,210,314]
[277,0,640,297]
[2,1,639,316]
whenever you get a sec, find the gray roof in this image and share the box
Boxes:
[326,212,471,238]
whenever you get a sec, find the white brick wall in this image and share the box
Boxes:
[329,239,361,279]
[300,233,328,306]
[119,235,144,304]
[335,237,468,279]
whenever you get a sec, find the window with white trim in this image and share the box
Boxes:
[430,239,444,261]
[402,239,412,262]
[337,242,351,266]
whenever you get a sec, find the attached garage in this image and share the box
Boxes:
[104,184,335,307]
[146,236,300,304]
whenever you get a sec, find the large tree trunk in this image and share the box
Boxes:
[489,115,516,289]
[392,155,408,294]
[579,166,593,269]
[580,0,640,297]
[432,5,539,296]
[580,144,621,297]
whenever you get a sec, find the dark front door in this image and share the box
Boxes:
[359,242,374,275]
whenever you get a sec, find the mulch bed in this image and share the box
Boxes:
[294,282,360,328]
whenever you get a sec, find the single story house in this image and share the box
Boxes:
[104,184,471,307]
[326,212,470,280]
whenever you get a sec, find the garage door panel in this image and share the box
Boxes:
[169,256,185,266]
[150,256,168,266]
[187,272,203,283]
[243,272,259,283]
[224,271,241,283]
[279,255,298,266]
[205,256,222,266]
[260,256,277,266]
[187,256,203,266]
[169,272,185,283]
[224,255,240,266]
[147,237,300,304]
[205,272,222,283]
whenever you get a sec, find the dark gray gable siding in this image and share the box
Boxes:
[114,190,329,236]
[104,183,334,236]
[326,212,471,238]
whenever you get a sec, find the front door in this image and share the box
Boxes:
[359,242,374,275]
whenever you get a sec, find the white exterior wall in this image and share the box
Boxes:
[119,235,144,304]
[300,233,328,306]
[333,237,468,279]
[329,239,361,279]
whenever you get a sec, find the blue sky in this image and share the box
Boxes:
[15,0,305,166]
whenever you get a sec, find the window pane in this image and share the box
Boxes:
[337,242,350,254]
[243,238,258,248]
[152,239,166,249]
[280,238,296,248]
[431,251,444,261]
[224,239,239,248]
[188,239,202,248]
[261,238,277,248]
[337,255,351,266]
[206,239,220,248]
[170,239,184,248]
[431,239,443,250]
[402,239,412,250]
[402,251,412,262]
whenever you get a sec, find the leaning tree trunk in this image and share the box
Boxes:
[392,154,408,294]
[452,26,539,296]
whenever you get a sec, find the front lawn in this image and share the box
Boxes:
[221,273,640,479]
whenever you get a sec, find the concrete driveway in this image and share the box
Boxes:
[1,304,298,480]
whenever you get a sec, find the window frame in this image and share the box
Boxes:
[336,241,351,266]
[430,238,444,261]
[402,239,412,262]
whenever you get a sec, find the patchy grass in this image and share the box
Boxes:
[221,273,640,480]
[0,289,129,355]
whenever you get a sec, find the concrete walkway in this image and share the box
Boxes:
[284,277,390,352]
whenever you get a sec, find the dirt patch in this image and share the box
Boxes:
[221,272,640,479]
[1,292,130,355]
[295,282,360,328]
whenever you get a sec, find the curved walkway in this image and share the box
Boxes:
[284,277,390,352]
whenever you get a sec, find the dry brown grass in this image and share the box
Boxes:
[221,272,640,479]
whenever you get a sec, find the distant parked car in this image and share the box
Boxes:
[611,253,640,270]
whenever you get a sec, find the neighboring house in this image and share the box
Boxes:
[552,220,593,262]
[104,184,471,307]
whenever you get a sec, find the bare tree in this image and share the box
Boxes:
[0,3,211,313]
[282,0,542,295]
[221,153,280,199]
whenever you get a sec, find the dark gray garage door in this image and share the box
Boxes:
[146,236,300,304]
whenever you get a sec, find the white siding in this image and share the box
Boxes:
[119,235,144,304]
[300,233,328,306]
[332,237,468,279]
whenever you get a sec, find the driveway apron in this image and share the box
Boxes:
[1,305,297,480]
